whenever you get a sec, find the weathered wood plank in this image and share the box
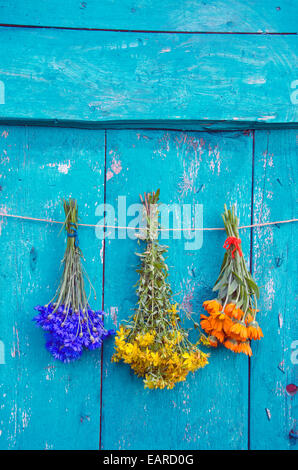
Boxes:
[250,129,298,450]
[0,28,297,123]
[101,129,252,450]
[0,1,296,33]
[0,119,297,131]
[0,126,105,449]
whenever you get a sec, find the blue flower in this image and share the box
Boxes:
[33,304,114,362]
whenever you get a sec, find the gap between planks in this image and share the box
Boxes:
[0,23,297,35]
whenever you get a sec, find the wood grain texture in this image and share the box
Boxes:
[0,126,105,449]
[0,124,296,449]
[101,129,252,450]
[250,129,298,450]
[0,27,297,124]
[0,1,296,32]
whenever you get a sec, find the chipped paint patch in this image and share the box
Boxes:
[21,410,30,429]
[100,239,104,264]
[106,169,114,181]
[0,205,8,236]
[111,158,122,175]
[44,364,56,381]
[0,340,5,364]
[109,306,119,327]
[154,132,170,159]
[257,115,276,121]
[106,151,123,182]
[58,160,71,174]
[278,360,285,374]
[264,277,275,310]
[176,134,205,196]
[160,47,171,53]
[265,408,271,420]
[44,442,54,450]
[11,325,20,359]
[1,149,9,165]
[244,77,266,85]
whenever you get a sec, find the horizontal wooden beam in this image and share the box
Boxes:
[0,118,297,131]
[0,0,296,33]
[0,28,297,123]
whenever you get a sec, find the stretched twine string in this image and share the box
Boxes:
[0,212,297,232]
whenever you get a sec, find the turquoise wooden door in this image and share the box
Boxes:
[0,0,297,451]
[0,126,296,449]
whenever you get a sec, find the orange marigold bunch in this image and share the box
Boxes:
[200,205,263,356]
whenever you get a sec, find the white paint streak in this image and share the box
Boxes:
[58,160,71,174]
[0,206,8,236]
[100,239,104,264]
[160,47,171,53]
[244,77,266,85]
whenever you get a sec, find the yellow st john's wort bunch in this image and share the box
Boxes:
[112,190,208,390]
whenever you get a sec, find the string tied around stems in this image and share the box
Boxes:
[66,222,79,247]
[223,236,243,259]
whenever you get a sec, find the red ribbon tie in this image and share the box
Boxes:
[223,236,243,258]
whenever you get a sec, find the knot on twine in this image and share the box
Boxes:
[67,222,79,247]
[223,236,243,258]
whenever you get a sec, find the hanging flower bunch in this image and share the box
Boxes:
[200,205,263,356]
[33,198,114,362]
[112,190,208,389]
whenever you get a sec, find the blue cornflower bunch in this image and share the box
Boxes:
[34,304,114,362]
[33,198,114,362]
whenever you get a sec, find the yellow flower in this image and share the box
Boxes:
[144,375,156,390]
[114,309,208,389]
[199,334,211,347]
[116,326,127,340]
[167,303,179,315]
[150,351,161,367]
[136,331,155,347]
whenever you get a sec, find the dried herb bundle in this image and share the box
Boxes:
[33,198,114,362]
[112,190,208,389]
[200,205,263,356]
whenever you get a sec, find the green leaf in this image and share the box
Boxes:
[212,268,230,292]
[228,279,238,296]
[243,290,249,312]
[232,271,245,287]
[244,277,260,299]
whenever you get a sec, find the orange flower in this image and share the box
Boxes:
[247,321,263,340]
[237,340,252,356]
[234,308,244,321]
[200,314,209,320]
[223,338,239,353]
[245,312,254,325]
[223,316,234,335]
[228,331,247,342]
[224,303,243,320]
[211,329,225,343]
[200,314,213,334]
[230,321,248,340]
[203,300,222,314]
[224,303,235,315]
[209,315,225,332]
[209,310,225,320]
[208,335,218,347]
